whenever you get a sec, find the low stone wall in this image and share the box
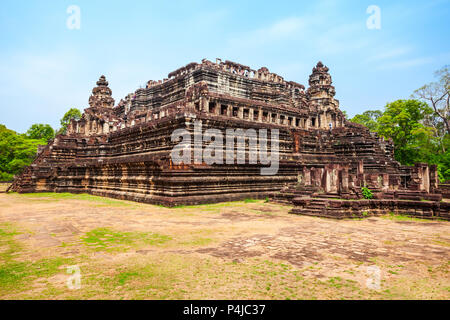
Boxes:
[438,184,450,199]
[0,181,12,193]
[291,197,450,221]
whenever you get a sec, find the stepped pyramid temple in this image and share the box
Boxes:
[9,59,449,220]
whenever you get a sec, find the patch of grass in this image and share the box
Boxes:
[0,223,22,262]
[0,222,76,297]
[428,261,450,274]
[116,271,140,286]
[81,228,172,251]
[14,192,138,207]
[90,256,189,299]
[0,256,74,296]
[327,276,344,288]
[388,270,398,275]
[432,239,450,247]
[172,200,264,211]
[381,212,443,223]
[175,229,218,247]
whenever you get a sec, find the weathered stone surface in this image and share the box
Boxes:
[8,59,449,218]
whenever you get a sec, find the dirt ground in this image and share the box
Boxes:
[0,192,449,300]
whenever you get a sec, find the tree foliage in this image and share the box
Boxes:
[350,110,382,132]
[0,107,84,181]
[0,124,46,181]
[59,108,82,135]
[26,124,55,142]
[351,99,450,182]
[377,99,434,165]
[351,66,450,182]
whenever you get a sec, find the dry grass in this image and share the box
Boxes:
[0,192,449,300]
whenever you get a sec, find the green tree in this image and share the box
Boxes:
[59,108,82,134]
[26,124,55,142]
[350,110,383,132]
[376,100,435,165]
[412,66,450,182]
[0,124,46,181]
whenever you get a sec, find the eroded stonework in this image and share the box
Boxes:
[9,59,449,219]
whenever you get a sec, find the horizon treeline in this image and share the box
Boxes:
[0,108,81,181]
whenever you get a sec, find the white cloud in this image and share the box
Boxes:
[227,16,319,48]
[226,10,370,56]
[315,21,370,55]
[376,57,434,70]
[366,47,412,62]
[266,17,306,38]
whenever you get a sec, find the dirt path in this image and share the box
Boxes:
[0,193,449,299]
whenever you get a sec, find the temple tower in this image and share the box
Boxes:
[88,75,115,109]
[307,62,343,129]
[68,75,118,136]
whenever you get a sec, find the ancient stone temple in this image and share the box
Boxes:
[9,59,449,220]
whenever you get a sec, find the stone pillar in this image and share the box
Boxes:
[422,165,430,193]
[382,173,389,192]
[215,102,220,115]
[324,165,338,193]
[341,167,349,193]
[310,168,315,186]
[200,97,208,112]
[303,166,311,186]
[320,113,325,129]
[250,108,255,121]
[357,160,364,187]
[430,165,439,191]
[92,121,98,134]
[324,168,331,193]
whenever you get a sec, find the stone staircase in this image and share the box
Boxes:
[290,195,449,220]
[7,166,32,193]
[7,142,55,193]
[272,184,321,204]
[290,197,355,219]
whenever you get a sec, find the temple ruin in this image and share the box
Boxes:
[9,59,449,220]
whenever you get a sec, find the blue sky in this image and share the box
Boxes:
[0,0,449,133]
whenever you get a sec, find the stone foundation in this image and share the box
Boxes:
[291,197,449,220]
